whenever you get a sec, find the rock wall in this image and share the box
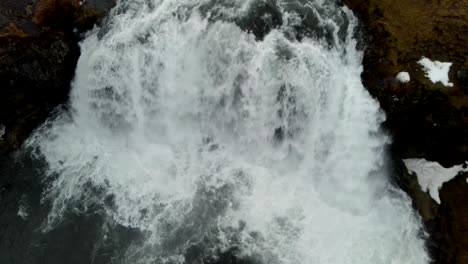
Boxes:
[345,0,468,263]
[0,0,116,154]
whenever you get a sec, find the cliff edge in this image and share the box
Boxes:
[0,0,116,153]
[345,0,468,263]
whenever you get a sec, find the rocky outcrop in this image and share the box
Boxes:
[437,174,468,263]
[0,0,116,154]
[345,0,468,263]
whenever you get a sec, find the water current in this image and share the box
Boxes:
[2,0,429,263]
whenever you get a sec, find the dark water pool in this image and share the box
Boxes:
[0,151,142,264]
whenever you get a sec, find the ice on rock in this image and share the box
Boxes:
[396,71,410,83]
[403,158,468,204]
[418,57,453,87]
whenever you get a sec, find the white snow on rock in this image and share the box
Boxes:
[418,57,453,87]
[396,71,411,83]
[403,158,468,204]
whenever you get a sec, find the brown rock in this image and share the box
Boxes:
[0,0,116,153]
[437,174,468,264]
[0,23,30,39]
[346,0,468,165]
[33,0,80,27]
[345,0,468,263]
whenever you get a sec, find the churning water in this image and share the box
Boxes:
[26,0,429,263]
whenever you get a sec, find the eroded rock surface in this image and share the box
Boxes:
[345,0,468,263]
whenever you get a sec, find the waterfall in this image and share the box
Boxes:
[27,0,429,263]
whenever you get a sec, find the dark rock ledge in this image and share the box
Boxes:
[0,0,116,154]
[345,0,468,263]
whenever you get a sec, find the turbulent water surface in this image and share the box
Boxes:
[5,0,430,263]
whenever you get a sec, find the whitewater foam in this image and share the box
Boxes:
[27,0,429,263]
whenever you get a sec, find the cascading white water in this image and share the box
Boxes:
[27,0,429,263]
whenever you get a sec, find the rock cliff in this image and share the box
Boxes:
[0,0,116,154]
[345,0,468,263]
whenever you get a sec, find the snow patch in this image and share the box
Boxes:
[396,71,410,83]
[403,158,468,204]
[418,57,453,87]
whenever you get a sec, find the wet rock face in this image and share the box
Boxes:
[345,0,468,263]
[345,0,468,165]
[0,33,77,152]
[437,174,468,264]
[0,0,116,153]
